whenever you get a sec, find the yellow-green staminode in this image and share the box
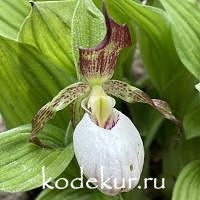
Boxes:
[87,85,115,128]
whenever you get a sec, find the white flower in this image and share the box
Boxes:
[73,109,144,196]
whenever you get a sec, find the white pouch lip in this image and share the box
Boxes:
[73,108,144,196]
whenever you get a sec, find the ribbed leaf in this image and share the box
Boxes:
[18,0,77,76]
[162,130,200,179]
[183,96,200,139]
[71,0,106,77]
[37,188,123,200]
[160,0,200,80]
[0,36,74,128]
[161,127,200,199]
[172,160,200,200]
[0,0,30,40]
[0,125,74,192]
[92,193,123,200]
[37,188,91,200]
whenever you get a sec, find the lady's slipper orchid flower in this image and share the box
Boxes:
[30,6,180,196]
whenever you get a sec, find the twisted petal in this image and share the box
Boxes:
[30,82,90,147]
[73,109,144,196]
[79,7,131,83]
[103,80,181,127]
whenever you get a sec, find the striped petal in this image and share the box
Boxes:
[103,80,181,127]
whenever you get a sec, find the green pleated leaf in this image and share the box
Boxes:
[71,0,106,77]
[35,0,66,1]
[0,36,75,129]
[162,129,200,179]
[0,125,74,192]
[37,187,123,200]
[37,188,91,200]
[183,96,200,139]
[105,0,200,139]
[160,126,200,199]
[0,0,30,40]
[92,193,123,200]
[18,0,77,76]
[160,0,200,80]
[172,160,200,200]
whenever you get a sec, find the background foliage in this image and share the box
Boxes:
[0,0,199,199]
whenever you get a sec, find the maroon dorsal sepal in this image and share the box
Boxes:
[79,5,132,83]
